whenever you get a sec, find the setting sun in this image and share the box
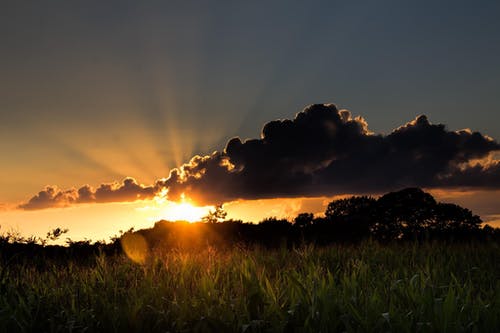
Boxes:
[151,191,213,222]
[162,201,211,222]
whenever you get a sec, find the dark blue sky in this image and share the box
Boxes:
[1,0,500,201]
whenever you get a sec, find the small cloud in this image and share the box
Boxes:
[19,178,155,210]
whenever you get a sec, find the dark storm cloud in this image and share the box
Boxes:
[436,160,500,188]
[155,104,500,204]
[19,104,500,209]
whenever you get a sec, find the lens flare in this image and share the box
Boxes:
[121,232,149,264]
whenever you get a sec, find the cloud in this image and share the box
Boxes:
[156,104,500,204]
[436,160,500,187]
[19,104,500,209]
[19,177,155,210]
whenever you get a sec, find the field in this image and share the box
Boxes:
[1,241,499,332]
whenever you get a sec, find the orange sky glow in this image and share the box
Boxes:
[1,190,498,244]
[2,1,500,246]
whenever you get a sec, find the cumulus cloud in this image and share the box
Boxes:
[155,104,500,204]
[19,104,500,209]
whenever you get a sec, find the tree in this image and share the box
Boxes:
[432,203,481,232]
[374,188,436,240]
[324,196,377,241]
[202,205,227,223]
[294,213,314,228]
[325,196,376,221]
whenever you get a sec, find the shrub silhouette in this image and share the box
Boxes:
[294,213,314,228]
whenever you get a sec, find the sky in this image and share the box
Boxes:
[1,1,500,241]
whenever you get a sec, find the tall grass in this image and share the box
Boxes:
[0,241,499,332]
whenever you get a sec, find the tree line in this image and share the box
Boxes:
[135,188,499,251]
[0,188,499,262]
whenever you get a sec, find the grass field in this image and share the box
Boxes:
[1,241,499,332]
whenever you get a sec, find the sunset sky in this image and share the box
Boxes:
[1,1,500,241]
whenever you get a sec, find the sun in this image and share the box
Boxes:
[151,192,212,222]
[163,201,211,222]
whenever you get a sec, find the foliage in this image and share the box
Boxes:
[322,188,484,241]
[325,196,376,220]
[0,242,499,332]
[46,227,69,242]
[0,187,498,332]
[202,204,228,223]
[294,213,314,228]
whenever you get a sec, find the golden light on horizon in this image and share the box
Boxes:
[152,191,213,222]
[162,201,211,222]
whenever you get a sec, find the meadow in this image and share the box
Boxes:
[1,241,499,333]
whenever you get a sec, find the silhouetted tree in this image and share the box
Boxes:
[325,196,376,220]
[374,188,436,240]
[202,205,227,223]
[432,203,481,233]
[294,213,314,228]
[325,196,377,241]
